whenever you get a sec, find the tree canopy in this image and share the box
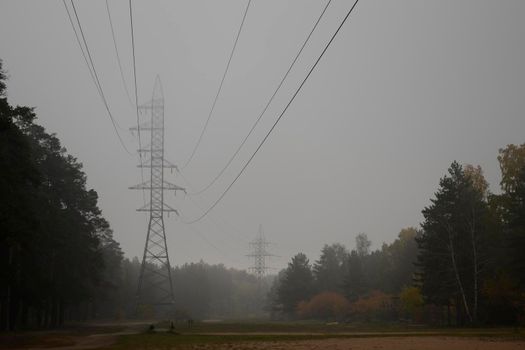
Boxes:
[0,59,122,329]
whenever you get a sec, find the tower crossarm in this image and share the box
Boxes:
[246,251,274,257]
[137,98,164,110]
[129,181,185,193]
[163,180,186,192]
[129,121,151,132]
[136,202,179,215]
[137,158,178,170]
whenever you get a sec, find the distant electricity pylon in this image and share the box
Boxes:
[247,224,274,280]
[130,77,185,305]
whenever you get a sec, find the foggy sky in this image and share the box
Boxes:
[1,0,524,271]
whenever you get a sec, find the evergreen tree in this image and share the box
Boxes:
[355,233,371,257]
[277,253,314,315]
[313,243,348,293]
[384,228,419,293]
[416,161,489,324]
[0,59,122,329]
[343,250,367,302]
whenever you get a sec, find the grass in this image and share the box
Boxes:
[100,322,525,349]
[0,333,76,349]
[3,321,523,349]
[158,319,524,335]
[0,323,126,349]
[157,319,428,333]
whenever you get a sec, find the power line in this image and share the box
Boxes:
[182,221,226,256]
[176,170,245,261]
[177,171,249,243]
[181,0,252,169]
[180,222,245,267]
[66,0,132,155]
[183,0,361,224]
[106,0,135,106]
[183,0,333,196]
[128,0,146,204]
[63,1,99,100]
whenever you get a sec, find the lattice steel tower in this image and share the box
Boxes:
[247,224,274,280]
[130,77,185,305]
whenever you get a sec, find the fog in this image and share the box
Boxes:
[1,0,524,272]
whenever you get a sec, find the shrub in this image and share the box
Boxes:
[296,291,350,320]
[399,286,423,321]
[350,290,393,321]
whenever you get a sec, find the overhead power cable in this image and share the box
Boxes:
[128,0,146,204]
[183,0,361,224]
[181,222,245,266]
[181,0,252,169]
[176,171,249,243]
[182,220,225,255]
[106,0,135,106]
[63,1,100,100]
[183,0,333,196]
[64,0,132,155]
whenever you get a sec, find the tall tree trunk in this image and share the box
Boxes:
[0,301,4,330]
[20,301,28,329]
[36,307,42,328]
[447,224,473,324]
[447,301,451,327]
[58,299,64,327]
[469,208,478,324]
[42,302,48,328]
[50,298,58,328]
[6,245,13,330]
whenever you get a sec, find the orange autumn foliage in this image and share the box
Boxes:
[350,290,392,317]
[296,292,350,320]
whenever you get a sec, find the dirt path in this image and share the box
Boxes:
[0,322,147,350]
[27,334,116,350]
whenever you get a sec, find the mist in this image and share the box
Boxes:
[2,0,525,345]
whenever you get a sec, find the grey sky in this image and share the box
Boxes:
[1,0,524,271]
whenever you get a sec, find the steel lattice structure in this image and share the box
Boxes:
[130,77,184,305]
[247,224,274,280]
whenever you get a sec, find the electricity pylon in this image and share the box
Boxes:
[247,224,274,280]
[130,76,185,305]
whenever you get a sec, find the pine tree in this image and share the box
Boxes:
[313,243,348,293]
[416,161,489,324]
[343,250,367,302]
[277,253,314,315]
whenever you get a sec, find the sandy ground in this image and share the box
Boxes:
[0,321,146,350]
[4,324,524,350]
[22,332,127,350]
[7,334,525,350]
[182,337,525,350]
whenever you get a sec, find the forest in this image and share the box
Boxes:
[1,57,525,330]
[0,60,270,330]
[269,156,525,326]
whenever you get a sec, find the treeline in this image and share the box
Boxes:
[3,57,525,328]
[267,230,418,321]
[0,60,123,330]
[0,60,271,329]
[100,258,272,321]
[269,147,525,326]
